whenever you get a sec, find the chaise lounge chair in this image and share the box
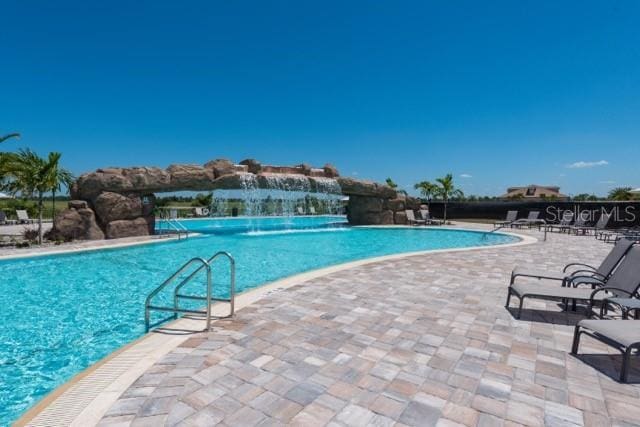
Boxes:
[510,237,634,288]
[0,211,6,225]
[309,206,316,215]
[571,212,611,236]
[494,210,518,228]
[419,209,444,225]
[598,227,640,244]
[16,210,33,224]
[544,211,574,233]
[405,210,425,226]
[510,211,542,229]
[506,245,640,319]
[297,206,304,215]
[572,319,640,382]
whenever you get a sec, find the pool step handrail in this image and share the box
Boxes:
[156,208,189,240]
[144,252,235,332]
[173,251,235,323]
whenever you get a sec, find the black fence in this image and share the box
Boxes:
[427,201,640,228]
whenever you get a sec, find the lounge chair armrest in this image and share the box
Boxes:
[590,287,634,300]
[566,275,605,288]
[567,270,607,280]
[563,263,596,273]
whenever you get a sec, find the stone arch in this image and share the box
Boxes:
[52,158,415,240]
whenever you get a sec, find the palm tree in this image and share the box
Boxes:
[3,149,73,244]
[414,181,438,202]
[385,178,398,189]
[0,133,20,185]
[44,152,74,220]
[0,133,20,144]
[435,173,463,223]
[608,187,633,201]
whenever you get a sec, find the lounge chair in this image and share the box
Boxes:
[494,210,518,228]
[544,211,574,233]
[193,207,209,217]
[506,245,640,319]
[405,210,425,226]
[510,238,635,288]
[510,211,542,229]
[419,209,444,225]
[297,207,304,215]
[571,212,611,236]
[572,319,640,382]
[599,227,640,244]
[16,210,33,224]
[0,211,6,225]
[309,206,316,215]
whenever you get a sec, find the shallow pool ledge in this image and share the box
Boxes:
[16,228,534,427]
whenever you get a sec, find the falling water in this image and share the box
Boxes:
[209,173,343,230]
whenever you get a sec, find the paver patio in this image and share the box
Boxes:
[98,229,640,427]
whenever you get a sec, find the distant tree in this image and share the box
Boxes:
[608,187,634,201]
[385,178,398,189]
[191,193,213,207]
[435,174,464,223]
[573,193,598,201]
[414,181,438,202]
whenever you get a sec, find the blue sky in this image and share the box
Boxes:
[2,1,639,197]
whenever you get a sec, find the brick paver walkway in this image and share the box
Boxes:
[99,230,640,427]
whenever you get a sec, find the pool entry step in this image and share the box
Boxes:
[144,251,235,332]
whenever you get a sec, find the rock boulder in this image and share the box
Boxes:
[323,164,339,178]
[93,192,143,224]
[168,164,215,190]
[105,217,152,239]
[51,207,105,240]
[338,177,396,199]
[239,159,262,174]
[204,159,236,178]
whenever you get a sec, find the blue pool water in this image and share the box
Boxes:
[0,217,517,425]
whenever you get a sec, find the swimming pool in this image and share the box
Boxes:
[0,218,517,425]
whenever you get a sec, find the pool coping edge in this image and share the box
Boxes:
[16,225,535,427]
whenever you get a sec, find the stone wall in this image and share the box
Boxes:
[345,190,422,226]
[52,158,412,241]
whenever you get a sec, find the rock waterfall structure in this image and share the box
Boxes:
[52,159,423,240]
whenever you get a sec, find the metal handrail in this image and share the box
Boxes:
[174,251,235,319]
[156,208,189,240]
[144,252,236,332]
[144,257,211,331]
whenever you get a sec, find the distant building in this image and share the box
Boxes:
[500,185,568,201]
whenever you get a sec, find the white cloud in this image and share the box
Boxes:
[566,160,609,169]
[599,180,616,184]
[460,174,472,178]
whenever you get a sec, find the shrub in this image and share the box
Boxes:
[22,227,39,243]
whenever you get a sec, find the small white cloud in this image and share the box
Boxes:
[460,174,472,178]
[566,160,609,169]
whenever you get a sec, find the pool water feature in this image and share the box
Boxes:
[0,219,517,425]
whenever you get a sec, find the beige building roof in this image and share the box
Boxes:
[500,184,568,199]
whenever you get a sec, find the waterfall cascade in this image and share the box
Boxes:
[210,173,343,218]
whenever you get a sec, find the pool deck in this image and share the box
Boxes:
[19,224,640,427]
